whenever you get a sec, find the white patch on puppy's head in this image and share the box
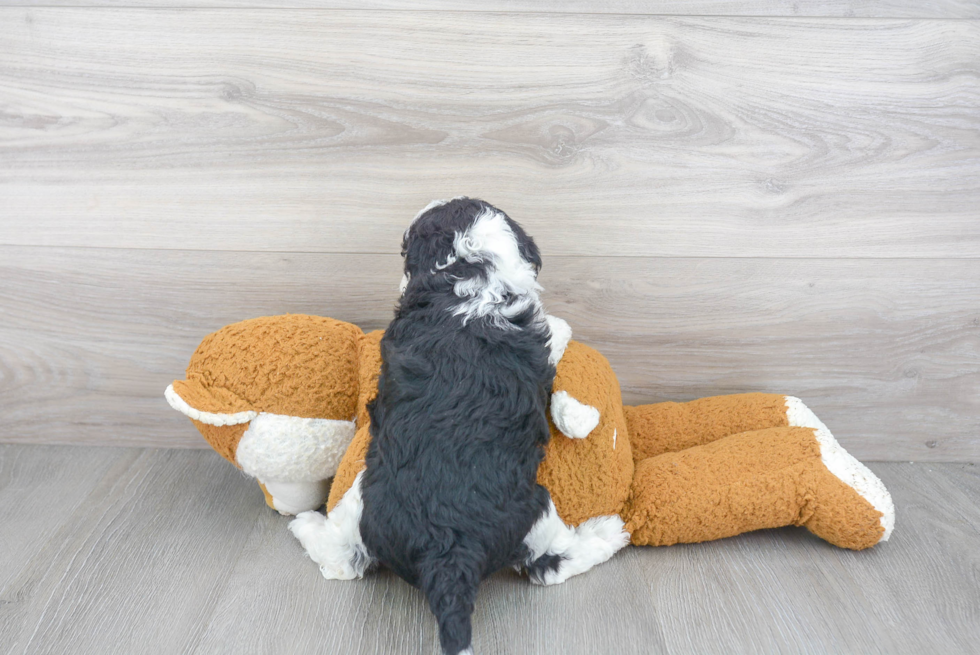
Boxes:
[402,198,545,330]
[450,207,543,328]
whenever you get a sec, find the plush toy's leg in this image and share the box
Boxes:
[625,393,798,461]
[259,480,332,516]
[258,481,276,510]
[522,492,631,586]
[232,412,356,515]
[623,418,894,550]
[289,471,374,580]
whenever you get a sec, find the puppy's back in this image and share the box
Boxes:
[360,199,554,655]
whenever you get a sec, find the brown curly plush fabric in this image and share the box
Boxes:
[172,314,363,467]
[327,330,383,513]
[191,420,249,467]
[625,393,790,462]
[537,341,633,527]
[624,425,885,550]
[354,330,384,428]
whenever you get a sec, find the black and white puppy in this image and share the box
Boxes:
[291,198,629,655]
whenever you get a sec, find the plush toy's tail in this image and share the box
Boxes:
[418,552,481,655]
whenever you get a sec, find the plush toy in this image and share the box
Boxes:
[166,314,894,550]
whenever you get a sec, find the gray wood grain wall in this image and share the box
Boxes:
[0,3,977,461]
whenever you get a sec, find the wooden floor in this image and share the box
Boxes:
[1,445,977,655]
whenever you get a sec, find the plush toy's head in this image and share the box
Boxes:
[165,314,364,488]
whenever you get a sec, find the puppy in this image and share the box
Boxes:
[291,198,629,655]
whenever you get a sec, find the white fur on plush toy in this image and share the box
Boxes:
[236,413,355,484]
[164,384,256,426]
[545,315,572,367]
[264,480,332,515]
[544,313,595,440]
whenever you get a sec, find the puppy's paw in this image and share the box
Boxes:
[550,390,600,439]
[545,315,572,366]
[533,515,630,586]
[288,510,328,550]
[289,511,369,581]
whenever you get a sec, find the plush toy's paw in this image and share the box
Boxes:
[786,397,896,547]
[545,315,572,367]
[550,390,600,439]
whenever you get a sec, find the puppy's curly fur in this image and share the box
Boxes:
[290,198,630,655]
[361,198,555,655]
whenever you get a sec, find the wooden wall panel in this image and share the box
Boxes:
[1,7,976,460]
[1,246,976,460]
[1,11,977,257]
[0,2,976,18]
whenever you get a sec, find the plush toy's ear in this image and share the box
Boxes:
[165,378,256,466]
[166,364,260,467]
[166,379,255,425]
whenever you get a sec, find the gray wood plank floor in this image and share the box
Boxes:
[1,445,977,655]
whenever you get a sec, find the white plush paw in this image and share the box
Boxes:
[785,396,896,541]
[550,390,600,439]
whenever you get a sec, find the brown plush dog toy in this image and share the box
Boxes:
[166,314,894,550]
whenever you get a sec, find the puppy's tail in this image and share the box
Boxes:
[418,551,481,655]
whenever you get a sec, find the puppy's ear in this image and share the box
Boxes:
[401,208,459,279]
[519,234,542,273]
[506,217,542,273]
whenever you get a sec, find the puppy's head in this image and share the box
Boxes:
[400,198,543,327]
